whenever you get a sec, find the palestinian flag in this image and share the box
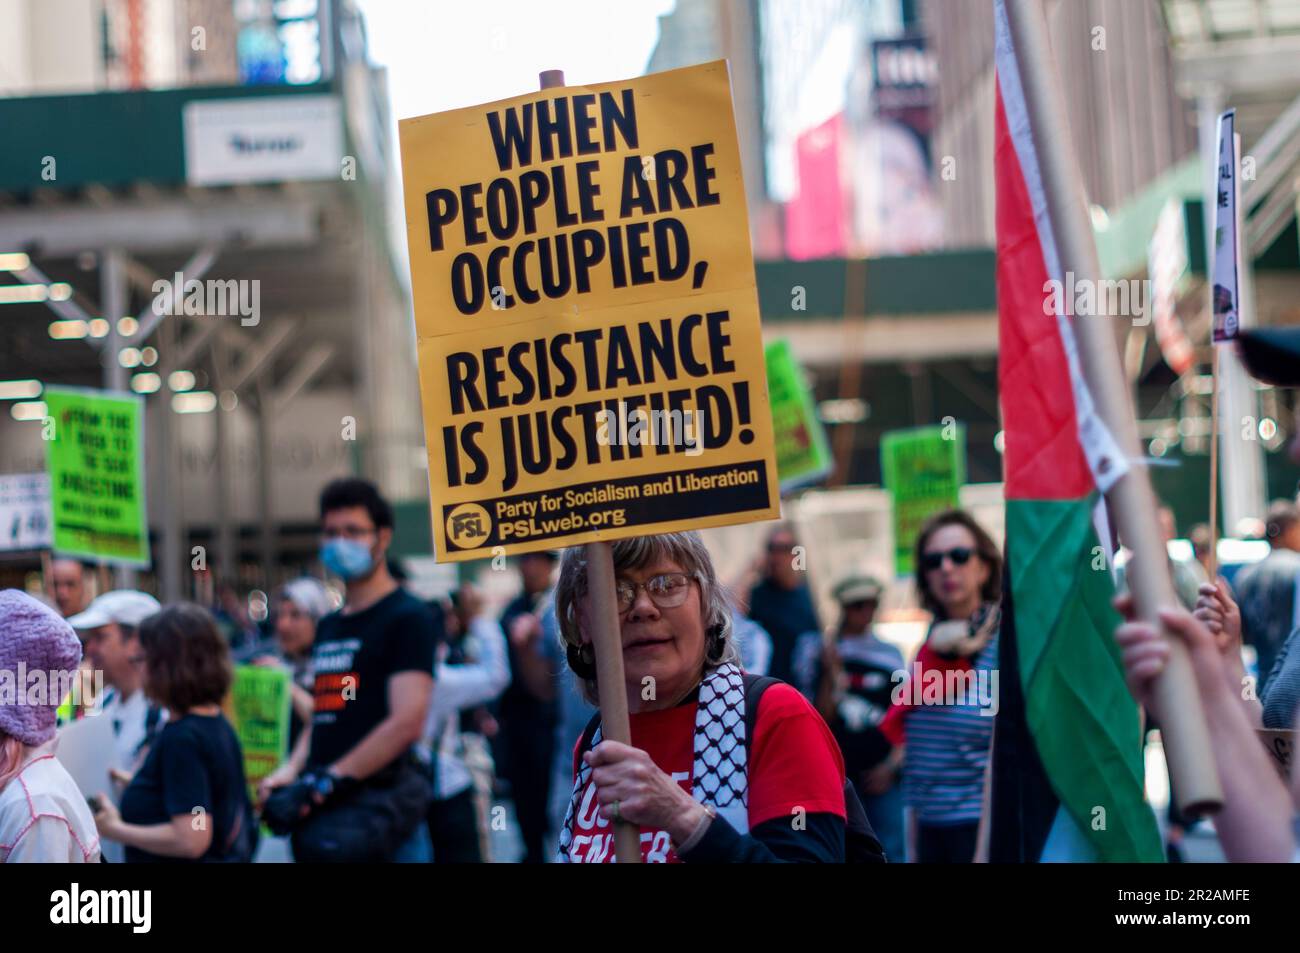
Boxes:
[988,0,1162,863]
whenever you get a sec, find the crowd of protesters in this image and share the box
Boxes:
[4,459,1300,862]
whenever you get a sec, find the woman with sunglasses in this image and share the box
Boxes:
[553,532,850,862]
[880,509,1002,863]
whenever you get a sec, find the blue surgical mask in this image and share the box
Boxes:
[320,538,375,580]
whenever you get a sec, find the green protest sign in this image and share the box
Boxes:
[881,424,966,576]
[43,387,149,567]
[228,665,292,797]
[765,339,832,492]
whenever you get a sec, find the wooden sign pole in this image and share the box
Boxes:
[539,68,641,864]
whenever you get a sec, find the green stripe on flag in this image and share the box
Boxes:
[1008,497,1163,862]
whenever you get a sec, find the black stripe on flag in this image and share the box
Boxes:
[989,539,1061,862]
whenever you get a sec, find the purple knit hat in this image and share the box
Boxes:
[0,589,83,746]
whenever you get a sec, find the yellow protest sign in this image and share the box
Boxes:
[400,62,778,561]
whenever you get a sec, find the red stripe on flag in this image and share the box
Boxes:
[995,85,1094,501]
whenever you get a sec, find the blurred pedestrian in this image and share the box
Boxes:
[1234,500,1300,694]
[747,524,819,685]
[880,509,1001,863]
[92,604,256,863]
[543,599,596,847]
[253,578,334,749]
[0,590,100,862]
[1116,505,1204,610]
[213,580,261,655]
[732,611,773,676]
[258,478,435,863]
[810,575,905,861]
[497,550,558,863]
[68,591,166,787]
[422,583,509,862]
[48,559,90,620]
[1161,506,1208,599]
[48,559,97,721]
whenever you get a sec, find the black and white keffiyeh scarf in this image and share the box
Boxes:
[557,662,751,862]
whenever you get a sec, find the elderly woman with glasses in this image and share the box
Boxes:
[553,531,850,863]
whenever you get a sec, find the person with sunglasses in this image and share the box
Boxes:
[554,532,850,862]
[880,509,1002,863]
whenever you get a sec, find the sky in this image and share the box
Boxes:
[355,0,678,121]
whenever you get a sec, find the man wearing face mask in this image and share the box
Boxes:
[259,478,437,862]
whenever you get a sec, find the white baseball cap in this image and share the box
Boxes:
[67,590,162,630]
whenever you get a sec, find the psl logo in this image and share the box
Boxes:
[446,503,492,550]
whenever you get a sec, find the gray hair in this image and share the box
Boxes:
[554,532,739,706]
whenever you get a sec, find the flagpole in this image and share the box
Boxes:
[1003,0,1223,815]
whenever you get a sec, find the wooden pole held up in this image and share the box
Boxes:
[539,67,642,863]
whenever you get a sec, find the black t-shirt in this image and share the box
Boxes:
[307,587,437,770]
[118,713,253,864]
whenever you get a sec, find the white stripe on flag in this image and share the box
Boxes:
[994,0,1128,496]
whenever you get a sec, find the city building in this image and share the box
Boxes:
[0,0,424,597]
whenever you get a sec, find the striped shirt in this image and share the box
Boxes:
[903,634,999,825]
[1261,624,1300,730]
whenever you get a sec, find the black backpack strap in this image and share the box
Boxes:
[742,672,887,863]
[579,711,602,751]
[573,710,603,774]
[742,674,780,757]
